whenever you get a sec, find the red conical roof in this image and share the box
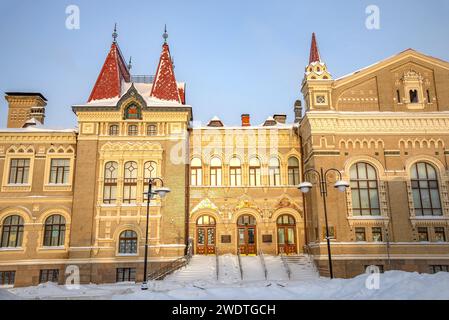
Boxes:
[88,42,130,102]
[309,32,321,64]
[150,43,181,103]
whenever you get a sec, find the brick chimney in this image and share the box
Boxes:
[5,92,47,128]
[241,114,250,127]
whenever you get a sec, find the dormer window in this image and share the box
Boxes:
[409,90,419,103]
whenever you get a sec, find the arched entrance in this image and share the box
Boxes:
[196,215,216,255]
[237,215,257,255]
[277,215,297,254]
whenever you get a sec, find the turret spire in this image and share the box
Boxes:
[309,32,321,64]
[163,24,168,44]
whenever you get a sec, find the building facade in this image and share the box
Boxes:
[0,30,448,287]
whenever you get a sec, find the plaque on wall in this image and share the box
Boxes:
[221,235,231,243]
[262,235,272,243]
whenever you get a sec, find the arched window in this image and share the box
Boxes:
[0,215,24,248]
[103,161,118,204]
[288,157,300,186]
[128,125,138,136]
[123,161,138,204]
[191,158,202,186]
[109,124,119,136]
[350,162,380,216]
[411,162,442,216]
[229,157,242,186]
[277,215,296,225]
[147,124,157,136]
[210,157,222,186]
[119,230,138,254]
[43,215,66,247]
[269,157,281,186]
[409,89,419,103]
[124,103,141,120]
[197,215,216,226]
[249,158,261,186]
[237,215,256,226]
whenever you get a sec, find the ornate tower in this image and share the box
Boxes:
[301,33,333,111]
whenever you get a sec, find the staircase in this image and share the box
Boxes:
[264,255,289,281]
[165,255,216,282]
[282,254,319,281]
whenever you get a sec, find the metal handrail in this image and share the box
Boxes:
[215,247,219,281]
[303,245,319,274]
[280,248,292,280]
[147,239,193,281]
[237,248,244,280]
[258,249,268,280]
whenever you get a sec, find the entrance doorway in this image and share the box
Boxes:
[237,215,257,255]
[196,215,216,255]
[277,215,297,254]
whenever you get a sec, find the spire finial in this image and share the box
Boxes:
[309,32,321,64]
[128,56,132,70]
[112,23,118,43]
[163,24,168,44]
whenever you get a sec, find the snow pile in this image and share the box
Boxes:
[3,271,449,300]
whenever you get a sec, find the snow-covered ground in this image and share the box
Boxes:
[2,270,449,300]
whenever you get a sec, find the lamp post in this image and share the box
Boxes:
[141,177,170,290]
[298,168,349,279]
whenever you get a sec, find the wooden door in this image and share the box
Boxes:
[196,226,216,255]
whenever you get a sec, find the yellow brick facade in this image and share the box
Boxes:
[1,47,449,287]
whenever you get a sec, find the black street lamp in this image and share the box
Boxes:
[141,177,170,290]
[298,168,349,279]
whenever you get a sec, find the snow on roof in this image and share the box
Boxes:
[0,127,77,134]
[74,81,187,108]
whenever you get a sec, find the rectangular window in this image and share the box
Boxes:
[355,228,366,242]
[269,167,281,186]
[418,227,429,242]
[128,125,138,136]
[434,227,446,242]
[0,271,15,286]
[288,167,299,186]
[191,167,202,186]
[230,167,242,186]
[8,159,30,184]
[39,269,59,284]
[249,168,261,186]
[372,227,383,242]
[123,183,137,204]
[49,159,70,184]
[103,182,117,204]
[116,268,136,282]
[210,168,222,186]
[323,226,336,240]
[147,124,157,136]
[430,265,449,274]
[109,125,119,136]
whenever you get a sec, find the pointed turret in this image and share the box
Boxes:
[88,25,130,102]
[150,27,182,103]
[301,33,333,111]
[309,32,321,64]
[304,32,332,81]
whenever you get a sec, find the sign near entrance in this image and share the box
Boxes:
[221,235,231,243]
[262,235,273,243]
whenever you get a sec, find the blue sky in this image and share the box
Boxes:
[1,0,449,128]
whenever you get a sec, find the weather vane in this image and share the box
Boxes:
[163,24,168,43]
[112,23,118,43]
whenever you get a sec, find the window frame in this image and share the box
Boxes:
[229,157,242,187]
[0,215,24,248]
[249,158,261,187]
[288,157,300,186]
[43,215,66,247]
[116,268,136,282]
[0,271,15,287]
[350,162,381,216]
[209,157,222,187]
[103,161,118,204]
[268,157,281,186]
[49,158,71,185]
[123,161,138,204]
[147,124,157,136]
[118,230,138,255]
[8,158,30,185]
[127,124,138,136]
[410,162,442,217]
[109,124,119,136]
[190,158,203,186]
